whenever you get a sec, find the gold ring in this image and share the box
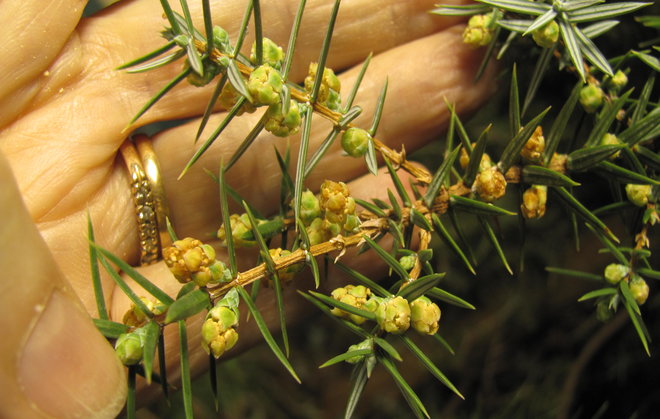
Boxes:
[120,135,170,265]
[135,135,172,251]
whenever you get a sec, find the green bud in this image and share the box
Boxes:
[399,255,417,271]
[218,213,258,247]
[600,133,622,159]
[330,285,372,325]
[250,37,284,68]
[630,276,650,305]
[326,88,342,111]
[609,70,628,92]
[604,263,629,285]
[463,14,494,47]
[247,64,283,106]
[186,60,220,87]
[346,339,374,364]
[579,84,604,113]
[173,34,189,47]
[212,26,233,54]
[300,190,321,226]
[532,20,559,48]
[625,184,652,207]
[343,214,361,233]
[115,332,143,366]
[596,300,613,322]
[341,127,371,158]
[265,100,302,137]
[410,296,441,335]
[375,296,411,334]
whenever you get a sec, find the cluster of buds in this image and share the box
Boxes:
[303,181,361,246]
[330,285,375,325]
[330,292,442,336]
[247,63,283,106]
[319,180,357,225]
[521,126,545,162]
[603,264,649,306]
[474,166,507,202]
[265,99,303,137]
[532,21,559,48]
[163,238,231,287]
[268,248,303,282]
[579,83,604,113]
[217,213,265,248]
[521,185,547,219]
[375,296,411,334]
[201,290,240,358]
[463,14,494,47]
[250,37,284,68]
[625,184,653,207]
[304,62,341,110]
[122,296,166,327]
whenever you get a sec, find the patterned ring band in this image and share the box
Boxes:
[120,135,170,265]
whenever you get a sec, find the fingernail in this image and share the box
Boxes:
[19,291,126,419]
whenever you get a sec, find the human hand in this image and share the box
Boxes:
[0,0,494,417]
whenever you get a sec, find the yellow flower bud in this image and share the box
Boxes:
[304,62,341,104]
[521,185,547,219]
[521,126,545,162]
[330,285,372,325]
[474,167,507,202]
[122,296,165,327]
[604,263,629,285]
[410,296,441,335]
[579,84,604,113]
[463,14,494,47]
[375,296,411,334]
[201,305,239,359]
[625,184,652,207]
[532,20,559,48]
[630,276,650,305]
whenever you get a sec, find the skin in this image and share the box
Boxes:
[0,0,494,417]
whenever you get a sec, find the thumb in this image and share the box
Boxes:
[0,153,126,419]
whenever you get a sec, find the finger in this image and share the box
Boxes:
[0,0,86,127]
[109,164,422,397]
[153,27,494,239]
[26,0,469,130]
[0,153,126,419]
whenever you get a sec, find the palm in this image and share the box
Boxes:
[0,0,492,415]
